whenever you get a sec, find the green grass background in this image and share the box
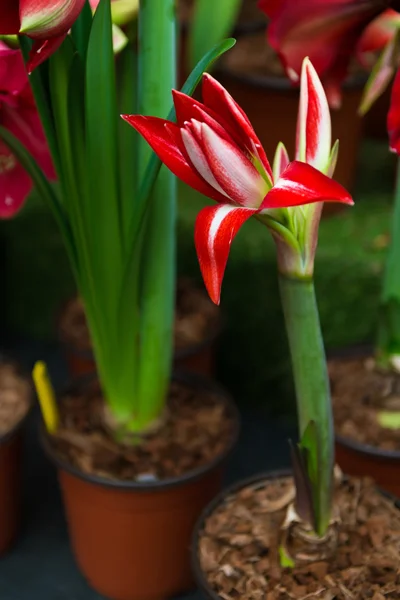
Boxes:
[0,139,396,416]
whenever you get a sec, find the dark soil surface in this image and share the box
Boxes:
[50,378,235,481]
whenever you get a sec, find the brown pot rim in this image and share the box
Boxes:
[328,343,400,461]
[190,469,400,600]
[0,360,33,446]
[40,370,240,492]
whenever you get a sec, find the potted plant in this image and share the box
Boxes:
[0,1,241,598]
[262,0,400,497]
[132,50,399,597]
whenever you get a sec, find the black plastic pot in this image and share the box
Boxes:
[41,372,240,600]
[328,344,400,498]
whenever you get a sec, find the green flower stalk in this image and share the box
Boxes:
[0,0,234,437]
[126,56,353,537]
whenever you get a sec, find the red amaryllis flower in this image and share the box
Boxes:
[122,60,352,304]
[259,0,392,108]
[388,66,400,153]
[0,42,55,218]
[0,0,85,72]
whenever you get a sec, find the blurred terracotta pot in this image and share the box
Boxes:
[335,435,400,498]
[330,345,400,498]
[0,405,30,555]
[42,374,239,600]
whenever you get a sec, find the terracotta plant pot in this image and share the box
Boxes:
[191,470,400,599]
[41,373,239,600]
[215,29,365,202]
[335,435,400,498]
[328,345,400,498]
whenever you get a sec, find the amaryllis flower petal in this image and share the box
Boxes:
[200,123,270,207]
[363,41,400,116]
[357,8,400,62]
[19,0,85,38]
[296,57,331,173]
[0,2,20,34]
[388,66,400,154]
[261,161,353,210]
[172,90,237,146]
[26,34,66,73]
[0,42,27,95]
[121,114,228,203]
[0,145,32,218]
[261,0,386,108]
[195,204,257,304]
[181,127,229,198]
[202,73,273,181]
[273,142,290,180]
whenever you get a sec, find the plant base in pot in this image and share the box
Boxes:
[58,278,221,379]
[216,30,365,198]
[192,471,400,599]
[329,348,400,498]
[42,373,239,600]
[0,361,31,555]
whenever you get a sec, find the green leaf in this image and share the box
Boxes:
[71,0,93,59]
[377,410,400,429]
[189,0,241,69]
[85,0,122,301]
[117,43,138,241]
[19,36,61,177]
[279,545,295,569]
[359,31,400,116]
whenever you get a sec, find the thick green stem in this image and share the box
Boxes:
[279,275,334,536]
[377,158,400,368]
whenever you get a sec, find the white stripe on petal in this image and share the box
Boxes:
[181,127,229,197]
[201,123,268,207]
[297,58,331,173]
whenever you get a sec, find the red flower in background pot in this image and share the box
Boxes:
[0,42,55,218]
[388,66,400,152]
[122,64,352,304]
[0,0,85,72]
[259,0,395,108]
